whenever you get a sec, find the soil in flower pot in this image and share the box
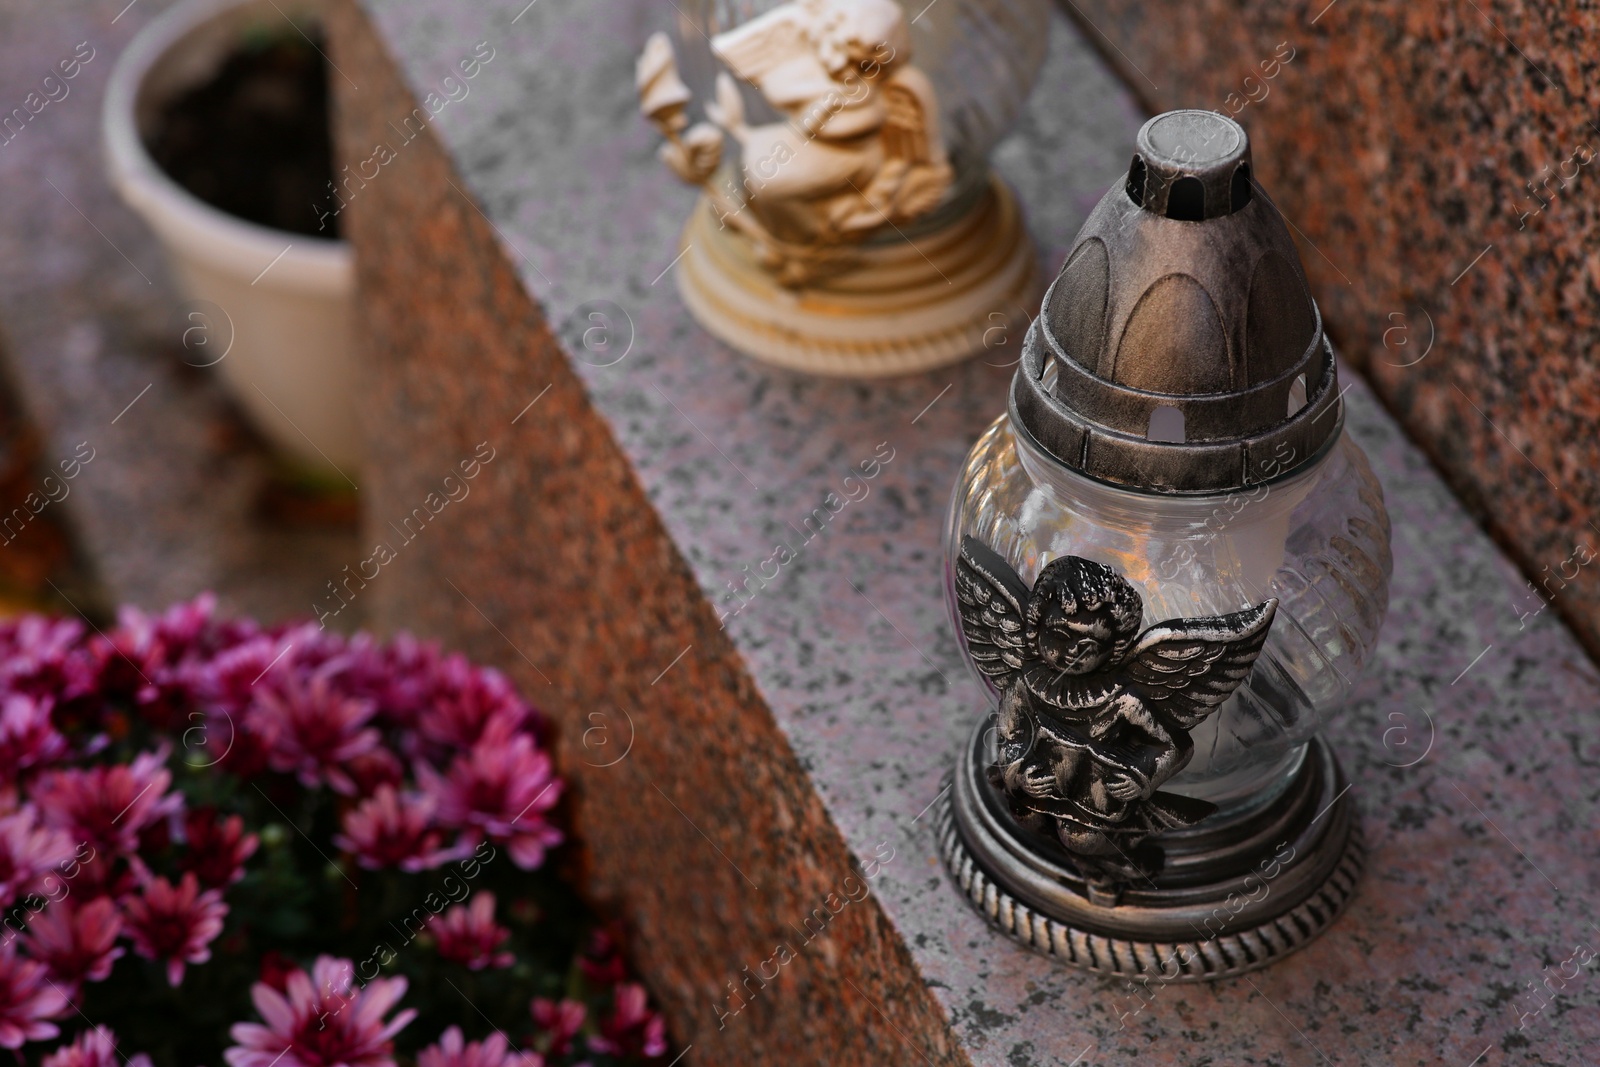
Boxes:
[145,31,337,238]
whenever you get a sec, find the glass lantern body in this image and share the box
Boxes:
[944,413,1392,811]
[670,0,1050,220]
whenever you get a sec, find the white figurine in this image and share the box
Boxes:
[637,0,952,285]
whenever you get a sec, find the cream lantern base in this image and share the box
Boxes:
[675,175,1039,378]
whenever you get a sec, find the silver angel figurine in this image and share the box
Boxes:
[955,536,1278,888]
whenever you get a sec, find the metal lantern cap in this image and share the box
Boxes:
[1011,110,1342,494]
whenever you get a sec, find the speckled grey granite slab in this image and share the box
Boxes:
[352,1,1600,1062]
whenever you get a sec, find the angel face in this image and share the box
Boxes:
[1026,555,1144,676]
[1034,605,1117,675]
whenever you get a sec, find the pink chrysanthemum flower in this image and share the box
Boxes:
[183,635,282,720]
[338,633,441,733]
[180,809,259,889]
[121,872,227,986]
[33,749,181,857]
[529,998,585,1057]
[256,951,298,994]
[214,711,274,781]
[0,695,68,780]
[225,955,415,1067]
[0,616,89,705]
[40,1026,152,1067]
[0,806,75,909]
[21,896,123,988]
[416,714,562,869]
[0,937,68,1048]
[587,982,667,1059]
[97,599,236,730]
[345,747,405,797]
[576,928,627,986]
[416,1026,534,1067]
[91,600,228,728]
[432,893,513,971]
[417,658,528,752]
[333,785,456,872]
[145,593,254,661]
[250,669,379,795]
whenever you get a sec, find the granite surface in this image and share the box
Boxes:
[0,0,359,624]
[327,0,1600,1064]
[1064,0,1600,663]
[0,0,1586,1062]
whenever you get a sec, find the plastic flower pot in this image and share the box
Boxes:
[103,0,359,476]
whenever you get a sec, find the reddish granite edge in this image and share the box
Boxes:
[324,4,967,1064]
[1063,0,1600,659]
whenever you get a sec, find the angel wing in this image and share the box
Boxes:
[954,536,1036,690]
[880,68,945,166]
[1115,599,1278,731]
[710,7,809,86]
[876,67,952,219]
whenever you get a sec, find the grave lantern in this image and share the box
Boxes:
[937,111,1392,978]
[636,0,1049,377]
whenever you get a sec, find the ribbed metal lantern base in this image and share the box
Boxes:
[937,719,1364,980]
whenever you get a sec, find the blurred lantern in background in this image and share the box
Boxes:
[636,0,1050,377]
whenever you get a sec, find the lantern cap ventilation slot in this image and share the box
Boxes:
[1012,111,1343,494]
